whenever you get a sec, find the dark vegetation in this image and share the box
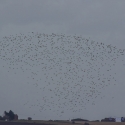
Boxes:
[0,110,18,121]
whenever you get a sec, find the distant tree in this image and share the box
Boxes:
[4,110,15,121]
[4,111,10,121]
[28,117,32,120]
[9,110,15,120]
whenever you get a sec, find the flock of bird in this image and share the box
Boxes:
[0,32,125,119]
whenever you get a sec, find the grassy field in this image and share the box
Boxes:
[1,120,125,125]
[10,120,125,125]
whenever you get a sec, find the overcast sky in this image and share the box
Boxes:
[0,0,125,121]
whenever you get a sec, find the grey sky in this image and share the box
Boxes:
[0,0,125,47]
[0,0,125,121]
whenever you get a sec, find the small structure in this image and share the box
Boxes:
[14,114,18,120]
[71,118,89,122]
[121,117,125,122]
[71,118,89,124]
[101,117,125,122]
[114,117,125,122]
[101,117,115,122]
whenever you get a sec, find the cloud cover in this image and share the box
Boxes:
[0,0,125,47]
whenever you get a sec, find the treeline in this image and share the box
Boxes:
[0,110,18,121]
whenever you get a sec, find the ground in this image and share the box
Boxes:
[0,120,125,125]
